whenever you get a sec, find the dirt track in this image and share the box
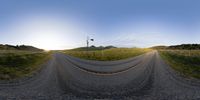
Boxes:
[0,51,199,100]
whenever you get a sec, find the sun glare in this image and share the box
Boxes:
[12,15,71,50]
[32,33,63,50]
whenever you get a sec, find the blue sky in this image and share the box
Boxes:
[0,0,200,50]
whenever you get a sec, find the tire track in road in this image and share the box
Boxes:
[54,52,156,99]
[61,53,146,74]
[63,57,142,75]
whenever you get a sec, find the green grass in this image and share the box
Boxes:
[159,50,200,79]
[63,48,152,61]
[0,50,51,80]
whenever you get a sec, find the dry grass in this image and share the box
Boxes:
[0,50,51,80]
[159,50,200,79]
[63,48,152,61]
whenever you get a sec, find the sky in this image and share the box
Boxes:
[0,0,200,50]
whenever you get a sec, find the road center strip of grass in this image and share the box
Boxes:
[63,48,152,61]
[159,50,200,79]
[0,50,51,80]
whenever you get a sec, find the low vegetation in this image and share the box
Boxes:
[71,45,117,51]
[0,44,43,51]
[152,44,200,50]
[159,50,200,79]
[63,48,152,61]
[0,50,51,80]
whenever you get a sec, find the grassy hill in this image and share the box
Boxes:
[152,44,200,50]
[70,45,117,51]
[0,44,43,51]
[0,44,49,80]
[63,48,152,61]
[169,44,200,50]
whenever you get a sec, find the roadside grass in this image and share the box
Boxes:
[0,50,51,80]
[63,48,152,61]
[159,50,200,79]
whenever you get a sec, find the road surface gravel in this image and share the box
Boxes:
[0,51,199,100]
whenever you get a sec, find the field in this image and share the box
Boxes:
[159,50,200,79]
[0,50,51,80]
[63,48,152,61]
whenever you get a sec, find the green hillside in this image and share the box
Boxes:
[152,44,200,50]
[70,46,117,51]
[0,44,43,51]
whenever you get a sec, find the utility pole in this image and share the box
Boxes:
[86,36,94,51]
[87,36,89,51]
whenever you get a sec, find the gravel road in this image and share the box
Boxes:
[0,51,199,100]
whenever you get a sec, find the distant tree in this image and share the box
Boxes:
[90,45,96,48]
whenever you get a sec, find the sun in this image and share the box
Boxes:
[32,33,63,50]
[15,15,69,50]
[27,23,66,50]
